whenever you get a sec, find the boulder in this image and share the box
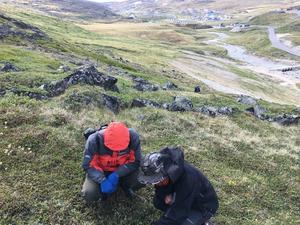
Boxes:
[246,104,268,120]
[100,94,120,114]
[57,65,71,73]
[169,96,193,112]
[42,65,118,97]
[194,85,201,93]
[270,114,300,126]
[43,80,68,97]
[0,89,6,97]
[11,89,48,100]
[162,103,170,110]
[63,92,120,114]
[237,95,257,105]
[132,77,159,92]
[1,62,19,72]
[162,82,178,90]
[131,99,161,108]
[196,106,234,117]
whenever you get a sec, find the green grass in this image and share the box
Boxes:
[249,12,298,26]
[226,28,297,60]
[277,21,300,45]
[0,4,300,225]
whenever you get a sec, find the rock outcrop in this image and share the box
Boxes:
[10,89,48,100]
[0,89,6,97]
[131,98,161,108]
[133,77,160,92]
[100,94,120,114]
[246,104,268,120]
[245,103,299,126]
[42,65,118,97]
[1,62,20,72]
[269,114,300,126]
[57,65,71,73]
[237,95,257,105]
[0,14,47,41]
[196,106,235,117]
[168,96,193,112]
[162,82,178,90]
[63,91,120,114]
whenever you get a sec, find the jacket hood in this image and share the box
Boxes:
[103,122,130,151]
[160,146,185,183]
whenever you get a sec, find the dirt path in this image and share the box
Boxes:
[268,26,300,57]
[205,32,300,88]
[170,32,300,106]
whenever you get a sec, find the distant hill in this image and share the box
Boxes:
[2,0,119,20]
[107,0,298,19]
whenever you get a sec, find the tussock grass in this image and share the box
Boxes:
[1,97,299,225]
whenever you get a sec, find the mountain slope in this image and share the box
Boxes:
[2,0,119,20]
[107,0,298,18]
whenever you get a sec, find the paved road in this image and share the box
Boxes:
[268,26,300,57]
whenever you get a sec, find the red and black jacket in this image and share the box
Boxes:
[82,128,142,183]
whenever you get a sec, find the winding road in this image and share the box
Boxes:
[268,26,300,57]
[171,31,300,106]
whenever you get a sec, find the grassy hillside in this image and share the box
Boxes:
[0,4,300,225]
[2,0,118,20]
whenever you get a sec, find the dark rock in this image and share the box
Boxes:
[162,103,170,110]
[195,106,234,117]
[64,92,93,108]
[169,96,193,112]
[162,82,178,90]
[1,62,19,72]
[295,107,300,113]
[11,89,48,100]
[132,77,160,92]
[194,85,201,93]
[107,67,159,92]
[246,104,268,120]
[218,107,235,116]
[0,14,47,41]
[42,65,118,97]
[42,80,68,97]
[131,99,161,108]
[270,114,300,126]
[0,89,6,97]
[63,91,120,114]
[237,95,257,105]
[196,106,217,117]
[100,94,120,114]
[58,65,71,73]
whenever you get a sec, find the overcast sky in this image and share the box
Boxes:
[87,0,125,2]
